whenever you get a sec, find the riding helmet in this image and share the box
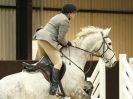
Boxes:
[61,3,77,13]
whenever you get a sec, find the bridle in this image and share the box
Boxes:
[94,32,115,64]
[60,32,115,73]
[71,32,115,63]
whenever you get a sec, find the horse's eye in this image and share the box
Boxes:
[108,43,111,45]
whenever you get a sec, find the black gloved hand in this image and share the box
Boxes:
[67,41,72,46]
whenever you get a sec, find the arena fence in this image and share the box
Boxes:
[87,58,106,99]
[119,54,133,99]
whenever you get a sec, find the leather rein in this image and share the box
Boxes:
[60,32,115,74]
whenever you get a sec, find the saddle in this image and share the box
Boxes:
[23,55,66,82]
[22,55,93,97]
[38,62,66,83]
[22,55,66,96]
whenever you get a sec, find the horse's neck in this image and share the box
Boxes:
[69,47,89,69]
[61,43,89,95]
[62,44,89,71]
[66,35,97,70]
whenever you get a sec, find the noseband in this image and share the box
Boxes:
[94,32,115,64]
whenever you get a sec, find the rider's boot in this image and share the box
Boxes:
[49,68,60,95]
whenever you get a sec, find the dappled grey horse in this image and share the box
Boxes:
[0,26,116,99]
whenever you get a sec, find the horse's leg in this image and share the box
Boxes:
[70,87,91,99]
[83,81,93,96]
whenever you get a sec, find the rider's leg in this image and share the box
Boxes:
[38,40,62,95]
[38,40,62,70]
[35,41,46,60]
[22,41,46,69]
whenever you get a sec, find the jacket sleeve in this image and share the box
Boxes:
[57,20,69,46]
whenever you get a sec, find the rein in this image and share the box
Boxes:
[71,46,101,57]
[70,46,100,75]
[60,46,97,75]
[60,32,115,74]
[60,45,101,75]
[61,52,84,73]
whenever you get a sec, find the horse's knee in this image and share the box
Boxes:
[71,87,91,99]
[83,81,93,96]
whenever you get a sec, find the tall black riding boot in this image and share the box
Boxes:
[49,68,60,95]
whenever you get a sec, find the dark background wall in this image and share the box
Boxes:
[0,61,36,79]
[16,0,32,60]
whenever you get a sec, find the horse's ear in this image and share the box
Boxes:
[103,28,111,37]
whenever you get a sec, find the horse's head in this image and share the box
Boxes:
[95,28,117,68]
[75,26,117,68]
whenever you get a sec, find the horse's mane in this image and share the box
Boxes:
[77,26,105,37]
[73,26,111,46]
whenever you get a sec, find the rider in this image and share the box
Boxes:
[23,3,78,95]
